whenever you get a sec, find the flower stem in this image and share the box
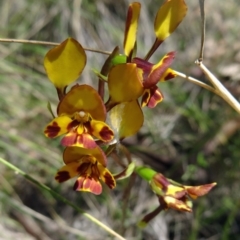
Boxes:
[0,157,126,240]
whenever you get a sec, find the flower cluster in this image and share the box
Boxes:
[43,0,216,224]
[136,168,216,226]
[44,38,116,194]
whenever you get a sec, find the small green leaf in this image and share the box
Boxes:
[135,166,156,181]
[47,101,55,118]
[111,55,127,66]
[114,162,135,180]
[92,69,108,81]
[149,179,164,196]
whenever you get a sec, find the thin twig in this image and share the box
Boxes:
[195,61,240,113]
[174,70,219,94]
[0,157,126,240]
[0,38,111,55]
[175,69,240,113]
[198,0,205,61]
[196,0,240,113]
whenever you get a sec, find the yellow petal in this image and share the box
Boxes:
[154,0,187,42]
[165,185,186,198]
[159,68,177,82]
[141,87,163,108]
[106,63,143,109]
[63,146,107,166]
[109,100,143,139]
[58,85,106,121]
[44,115,73,138]
[55,162,81,182]
[123,2,141,57]
[164,196,192,212]
[44,38,86,91]
[98,163,116,189]
[90,119,114,142]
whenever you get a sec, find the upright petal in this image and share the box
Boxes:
[106,63,143,110]
[109,100,143,140]
[57,85,106,121]
[63,146,107,166]
[154,0,187,42]
[44,38,86,91]
[123,2,141,58]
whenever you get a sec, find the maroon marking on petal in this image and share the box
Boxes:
[77,162,90,174]
[45,121,61,138]
[133,57,153,73]
[158,196,169,210]
[147,87,163,108]
[55,171,71,183]
[141,90,150,107]
[104,172,116,189]
[143,51,175,88]
[99,126,114,142]
[164,72,176,81]
[73,177,84,191]
[67,119,79,131]
[133,57,153,82]
[83,121,92,134]
[174,190,187,199]
[73,179,83,191]
[153,173,170,192]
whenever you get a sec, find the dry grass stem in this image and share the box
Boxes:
[196,61,240,113]
[0,38,111,55]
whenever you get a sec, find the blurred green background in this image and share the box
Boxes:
[0,0,240,239]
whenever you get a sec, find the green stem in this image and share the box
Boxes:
[0,157,126,240]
